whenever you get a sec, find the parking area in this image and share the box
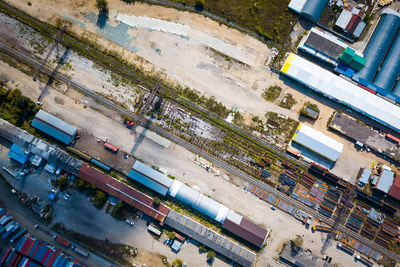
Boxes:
[0,143,232,267]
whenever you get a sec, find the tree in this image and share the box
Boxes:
[93,190,107,208]
[58,176,68,191]
[167,231,175,240]
[291,236,303,251]
[207,250,216,260]
[172,258,183,267]
[96,0,108,11]
[111,201,123,219]
[153,197,161,206]
[194,0,204,11]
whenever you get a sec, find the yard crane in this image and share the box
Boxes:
[321,185,357,254]
[131,80,161,155]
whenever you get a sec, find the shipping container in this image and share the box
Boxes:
[54,235,71,247]
[90,158,111,172]
[10,228,27,243]
[104,142,119,153]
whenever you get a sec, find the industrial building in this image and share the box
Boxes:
[31,110,78,144]
[357,168,371,188]
[128,160,269,248]
[389,175,400,200]
[335,6,366,38]
[79,164,170,222]
[165,210,256,267]
[288,0,329,23]
[291,123,343,162]
[7,143,30,165]
[376,170,395,194]
[352,9,400,97]
[281,53,400,132]
[128,161,173,196]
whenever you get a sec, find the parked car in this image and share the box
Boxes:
[125,218,135,226]
[163,238,168,245]
[270,206,276,211]
[63,192,71,201]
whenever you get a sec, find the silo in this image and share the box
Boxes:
[355,13,400,82]
[301,0,330,23]
[374,30,400,91]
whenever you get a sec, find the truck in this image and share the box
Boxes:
[10,228,27,243]
[0,215,12,226]
[337,243,355,255]
[312,225,331,233]
[0,220,14,234]
[53,235,71,247]
[73,246,89,257]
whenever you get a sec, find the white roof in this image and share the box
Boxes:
[292,123,343,161]
[377,169,395,193]
[335,9,352,29]
[281,53,400,132]
[289,0,307,13]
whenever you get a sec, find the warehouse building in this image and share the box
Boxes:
[281,53,400,132]
[165,210,256,267]
[128,160,173,196]
[288,0,329,23]
[128,159,269,248]
[31,109,78,144]
[376,169,395,194]
[291,123,343,162]
[352,9,400,96]
[389,175,400,200]
[78,164,170,222]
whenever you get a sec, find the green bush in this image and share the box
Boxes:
[262,86,282,102]
[207,250,216,259]
[58,176,68,191]
[153,197,161,205]
[96,0,108,11]
[195,0,205,11]
[93,190,107,208]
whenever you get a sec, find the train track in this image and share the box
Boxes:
[1,42,399,262]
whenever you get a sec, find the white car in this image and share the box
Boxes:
[125,218,135,226]
[63,192,71,201]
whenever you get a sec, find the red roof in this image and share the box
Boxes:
[389,175,400,200]
[222,218,268,248]
[346,14,361,34]
[78,164,170,222]
[386,134,400,144]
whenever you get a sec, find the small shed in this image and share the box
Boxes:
[376,169,395,194]
[358,168,371,187]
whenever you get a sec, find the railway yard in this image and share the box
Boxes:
[1,0,400,267]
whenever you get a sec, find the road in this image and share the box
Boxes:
[0,170,114,267]
[1,42,399,262]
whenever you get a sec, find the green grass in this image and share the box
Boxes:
[174,0,296,44]
[262,85,282,102]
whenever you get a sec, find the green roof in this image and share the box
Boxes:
[339,47,355,64]
[350,54,365,71]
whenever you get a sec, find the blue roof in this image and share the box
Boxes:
[301,0,329,23]
[48,192,56,200]
[31,110,77,144]
[359,168,371,185]
[8,144,29,164]
[128,161,173,196]
[377,169,395,193]
[90,158,111,172]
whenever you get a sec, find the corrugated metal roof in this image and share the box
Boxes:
[389,175,400,200]
[359,168,371,185]
[304,30,345,59]
[78,164,170,222]
[8,143,30,164]
[336,9,353,29]
[345,15,361,34]
[354,13,400,82]
[377,169,395,194]
[288,0,307,13]
[168,180,229,223]
[165,210,256,267]
[301,0,329,23]
[128,169,170,196]
[292,123,343,161]
[222,218,268,248]
[353,21,366,38]
[281,53,400,132]
[132,161,173,188]
[374,30,400,91]
[31,110,77,144]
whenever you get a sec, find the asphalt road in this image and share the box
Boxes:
[1,42,399,262]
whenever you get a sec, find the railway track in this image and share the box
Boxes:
[1,42,399,262]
